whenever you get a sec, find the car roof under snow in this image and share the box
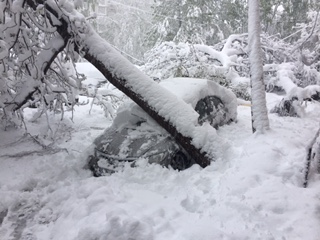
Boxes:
[160,77,209,107]
[113,78,237,130]
[160,78,237,117]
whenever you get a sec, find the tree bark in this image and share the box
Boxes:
[248,0,270,133]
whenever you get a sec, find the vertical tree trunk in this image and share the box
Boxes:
[248,0,270,133]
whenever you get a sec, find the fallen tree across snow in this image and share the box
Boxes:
[13,0,231,167]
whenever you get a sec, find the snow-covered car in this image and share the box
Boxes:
[88,78,237,176]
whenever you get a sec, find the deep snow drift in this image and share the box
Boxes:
[1,64,320,240]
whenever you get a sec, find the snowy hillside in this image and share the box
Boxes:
[1,64,320,240]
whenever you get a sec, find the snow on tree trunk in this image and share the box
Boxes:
[248,0,270,133]
[25,0,214,168]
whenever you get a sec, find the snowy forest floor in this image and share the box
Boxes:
[1,67,320,239]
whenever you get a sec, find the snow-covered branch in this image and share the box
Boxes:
[0,0,85,128]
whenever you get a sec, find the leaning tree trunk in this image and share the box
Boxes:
[248,0,270,133]
[25,0,211,168]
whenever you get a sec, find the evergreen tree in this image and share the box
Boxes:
[81,0,153,62]
[147,0,222,47]
[147,0,248,48]
[280,0,310,38]
[260,0,312,38]
[219,0,248,36]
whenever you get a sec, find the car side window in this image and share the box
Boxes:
[195,96,226,128]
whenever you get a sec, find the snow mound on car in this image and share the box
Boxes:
[160,78,237,123]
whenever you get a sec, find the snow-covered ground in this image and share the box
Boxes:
[1,64,320,240]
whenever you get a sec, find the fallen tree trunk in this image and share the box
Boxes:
[25,0,211,167]
[83,53,211,168]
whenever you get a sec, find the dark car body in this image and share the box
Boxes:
[88,78,237,176]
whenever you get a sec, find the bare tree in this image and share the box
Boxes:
[1,0,213,168]
[248,0,270,133]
